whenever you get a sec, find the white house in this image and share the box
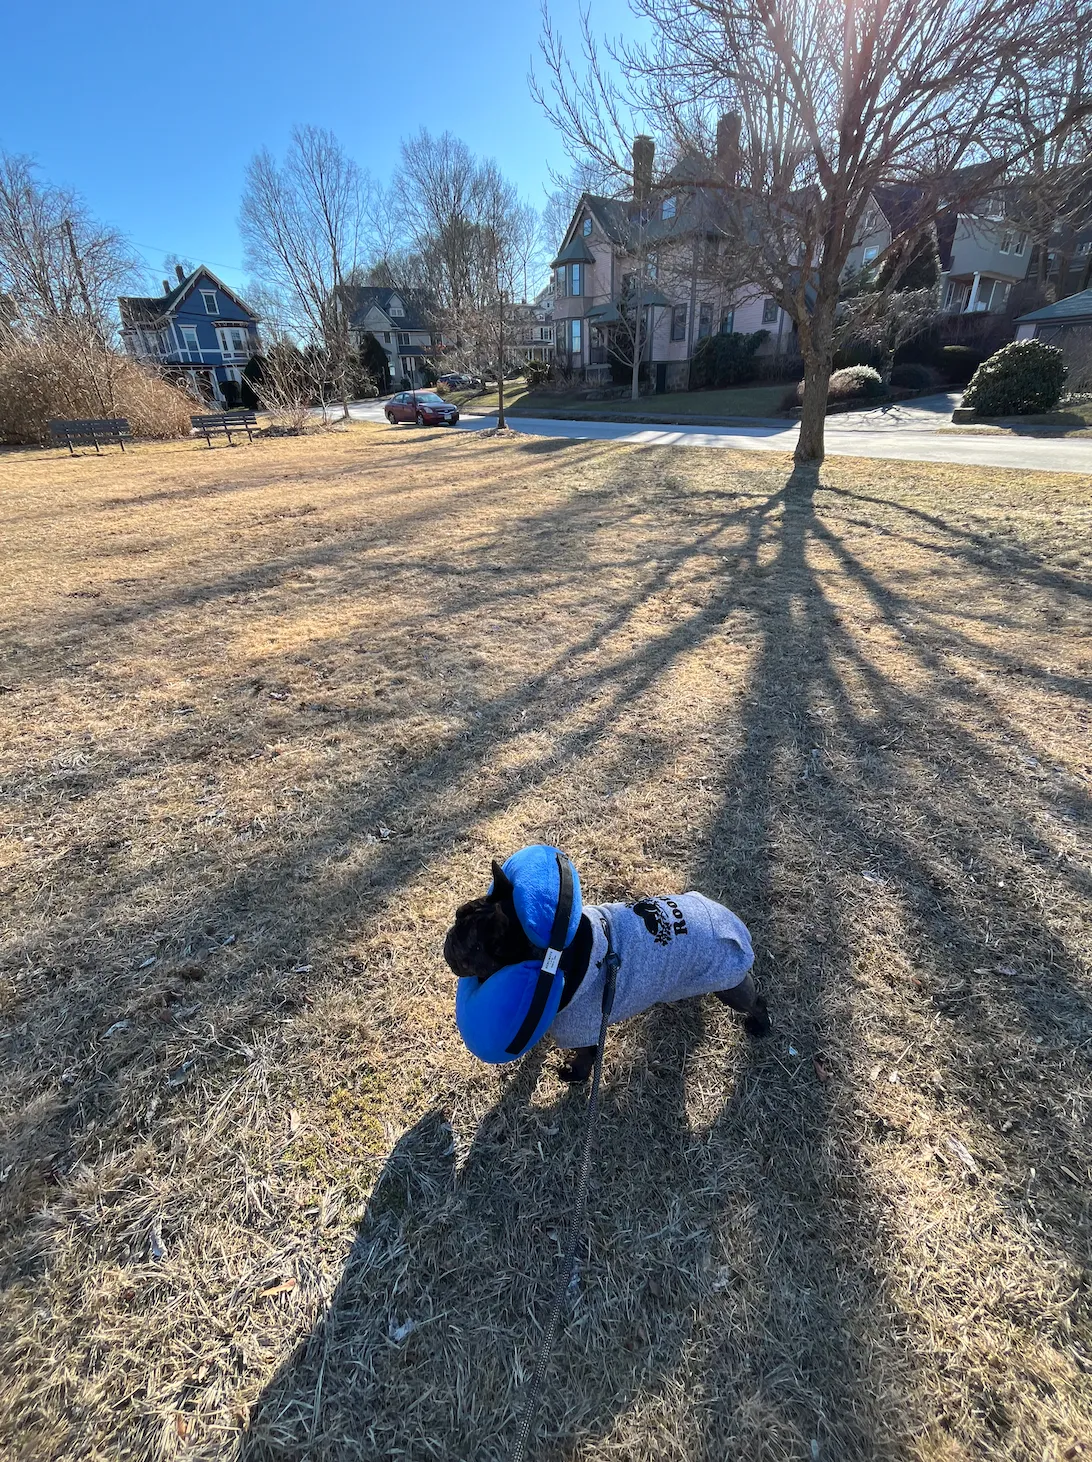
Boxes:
[342,286,443,389]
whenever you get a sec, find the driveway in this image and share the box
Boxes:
[346,398,1092,475]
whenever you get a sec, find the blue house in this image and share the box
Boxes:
[119,265,260,403]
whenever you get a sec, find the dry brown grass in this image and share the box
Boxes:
[0,427,1089,1462]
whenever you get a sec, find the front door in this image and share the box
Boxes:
[655,362,668,394]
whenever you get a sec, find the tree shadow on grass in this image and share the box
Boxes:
[685,462,1092,1458]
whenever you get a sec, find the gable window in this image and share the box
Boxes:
[862,245,879,264]
[698,302,713,339]
[570,263,582,296]
[720,308,734,334]
[762,297,779,324]
[671,304,687,341]
[389,296,405,316]
[662,196,676,220]
[201,291,217,314]
[582,216,592,237]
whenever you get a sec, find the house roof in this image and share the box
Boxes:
[341,286,437,333]
[119,267,257,326]
[551,237,596,268]
[1015,289,1092,323]
[872,185,927,235]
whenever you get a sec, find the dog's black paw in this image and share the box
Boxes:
[558,1062,590,1084]
[745,998,771,1039]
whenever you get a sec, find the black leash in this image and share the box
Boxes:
[509,921,619,1462]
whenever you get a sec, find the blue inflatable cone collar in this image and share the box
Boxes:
[456,844,583,1064]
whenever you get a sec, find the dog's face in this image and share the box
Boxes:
[443,860,535,981]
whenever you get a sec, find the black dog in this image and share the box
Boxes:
[444,861,770,1081]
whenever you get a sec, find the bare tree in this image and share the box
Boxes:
[535,0,1092,463]
[1012,24,1092,299]
[395,130,544,387]
[398,130,484,344]
[470,167,540,425]
[0,151,139,335]
[240,126,369,420]
[0,152,143,418]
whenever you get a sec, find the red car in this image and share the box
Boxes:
[385,391,460,427]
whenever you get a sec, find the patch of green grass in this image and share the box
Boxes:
[288,1069,390,1205]
[442,379,790,420]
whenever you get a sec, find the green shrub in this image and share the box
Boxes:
[691,329,769,390]
[890,362,940,391]
[962,339,1067,416]
[937,345,986,383]
[524,360,553,388]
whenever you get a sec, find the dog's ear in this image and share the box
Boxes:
[488,859,514,903]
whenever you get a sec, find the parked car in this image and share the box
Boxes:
[385,390,460,427]
[436,372,482,391]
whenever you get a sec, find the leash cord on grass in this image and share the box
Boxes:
[510,929,619,1462]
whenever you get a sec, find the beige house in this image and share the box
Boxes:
[550,127,793,392]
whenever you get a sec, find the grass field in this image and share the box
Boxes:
[1,426,1090,1461]
[445,379,788,419]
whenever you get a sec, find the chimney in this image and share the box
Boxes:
[162,279,171,294]
[175,263,187,284]
[632,134,654,210]
[717,112,742,187]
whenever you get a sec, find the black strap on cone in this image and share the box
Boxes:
[505,852,574,1056]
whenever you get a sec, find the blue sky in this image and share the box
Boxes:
[1,0,645,295]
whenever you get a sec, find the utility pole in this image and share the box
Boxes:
[63,217,96,324]
[62,216,110,414]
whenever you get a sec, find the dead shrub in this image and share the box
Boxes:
[0,334,194,444]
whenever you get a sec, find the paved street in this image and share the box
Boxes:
[346,399,1092,474]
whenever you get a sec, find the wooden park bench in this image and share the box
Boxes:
[49,418,131,456]
[191,411,258,447]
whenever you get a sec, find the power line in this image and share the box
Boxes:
[130,239,248,276]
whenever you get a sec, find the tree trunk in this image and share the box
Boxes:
[794,350,832,464]
[496,293,506,429]
[630,305,642,402]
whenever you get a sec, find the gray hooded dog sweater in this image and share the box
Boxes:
[548,892,754,1050]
